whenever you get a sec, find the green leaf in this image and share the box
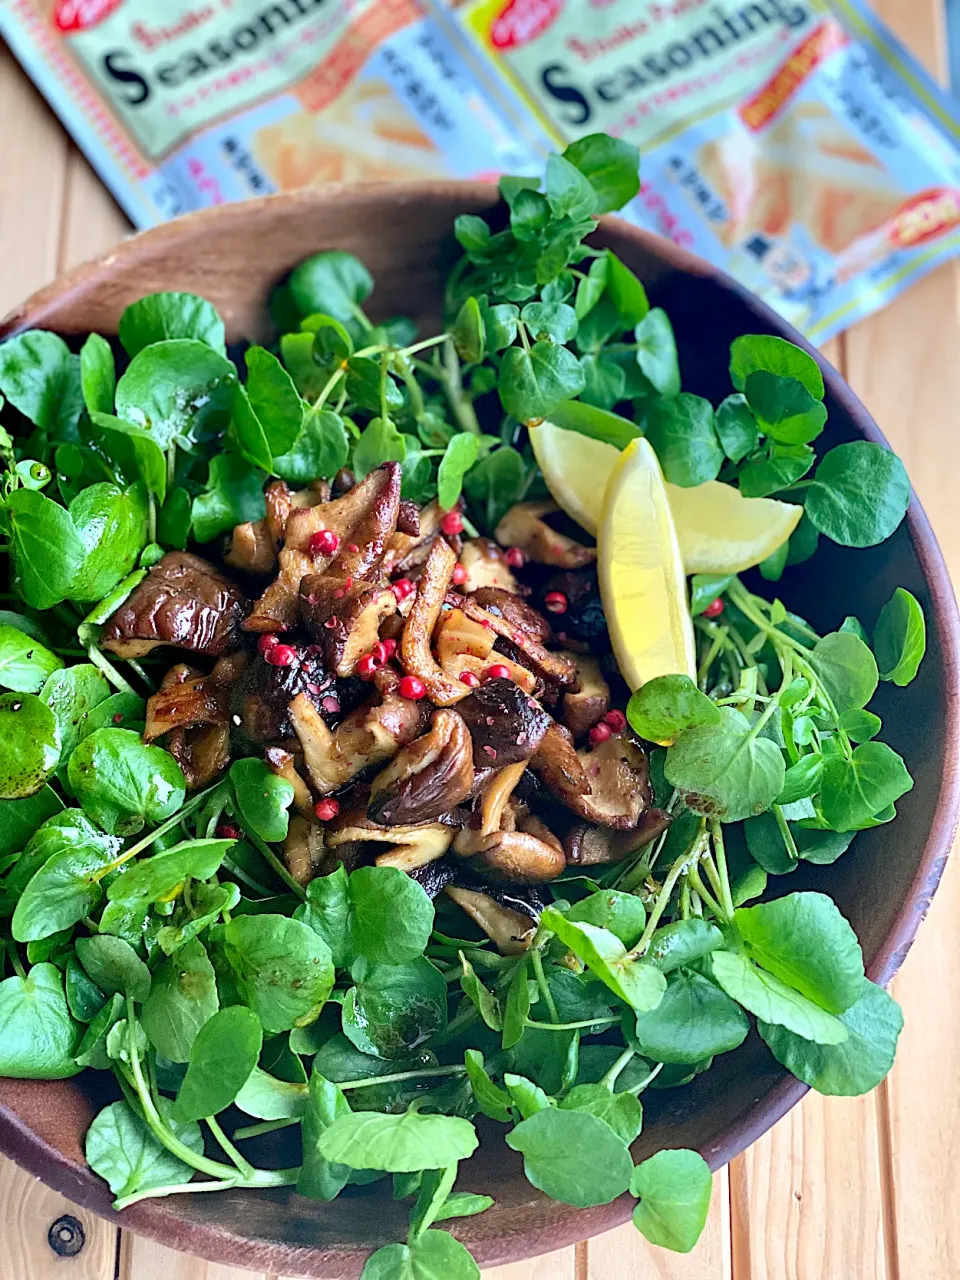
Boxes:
[224,914,334,1033]
[627,674,721,743]
[298,1070,352,1200]
[630,969,749,1064]
[501,959,530,1051]
[498,341,585,424]
[107,838,232,904]
[68,728,185,836]
[567,890,646,947]
[0,786,62,859]
[243,345,303,457]
[75,933,151,1002]
[729,335,824,399]
[464,1049,512,1122]
[874,588,925,685]
[7,488,86,610]
[644,394,722,487]
[353,416,406,480]
[360,1231,480,1280]
[665,706,785,822]
[710,950,848,1044]
[463,445,528,531]
[230,758,294,844]
[776,755,823,805]
[191,452,266,543]
[575,255,609,319]
[545,152,598,220]
[10,809,120,940]
[68,482,148,601]
[542,908,666,1011]
[645,919,723,974]
[75,992,124,1069]
[805,442,910,547]
[86,413,167,503]
[521,302,578,346]
[546,398,639,449]
[714,394,758,462]
[348,865,435,966]
[118,292,225,356]
[758,978,903,1096]
[234,1067,307,1120]
[744,371,827,444]
[483,303,520,352]
[559,1083,643,1143]
[342,957,447,1060]
[273,407,350,485]
[437,434,480,511]
[433,1193,494,1223]
[288,251,373,326]
[39,664,110,768]
[0,963,80,1078]
[689,574,733,617]
[459,954,502,1031]
[738,444,814,498]
[295,864,352,967]
[634,309,680,396]
[115,339,236,449]
[156,881,239,955]
[0,692,60,800]
[503,1072,553,1119]
[230,384,273,472]
[736,891,864,1012]
[139,938,218,1061]
[605,253,649,328]
[80,333,116,415]
[506,1108,633,1207]
[811,631,878,713]
[318,1108,478,1172]
[0,626,61,693]
[630,1149,712,1253]
[452,297,486,363]
[0,331,82,437]
[78,691,145,740]
[819,741,914,832]
[86,1098,202,1199]
[563,134,640,213]
[173,1005,263,1121]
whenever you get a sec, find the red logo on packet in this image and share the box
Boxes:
[889,188,960,249]
[490,0,562,50]
[54,0,123,33]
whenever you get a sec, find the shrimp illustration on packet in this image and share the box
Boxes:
[3,0,960,338]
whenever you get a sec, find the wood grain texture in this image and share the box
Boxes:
[118,1233,270,1280]
[0,1157,117,1280]
[482,1244,578,1280]
[587,1173,731,1280]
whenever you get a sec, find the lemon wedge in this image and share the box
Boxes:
[597,437,696,688]
[531,418,802,572]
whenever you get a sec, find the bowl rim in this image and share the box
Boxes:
[0,180,958,1275]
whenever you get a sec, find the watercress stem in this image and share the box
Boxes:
[206,1115,255,1180]
[772,804,800,863]
[86,644,136,696]
[630,1062,665,1095]
[629,835,707,958]
[440,337,482,435]
[525,1016,620,1032]
[233,1117,299,1142]
[600,1048,635,1090]
[337,1064,467,1092]
[531,949,559,1023]
[709,820,736,918]
[244,830,307,900]
[112,1176,241,1212]
[686,866,726,922]
[93,786,218,881]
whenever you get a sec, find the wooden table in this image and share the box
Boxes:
[1,0,958,1276]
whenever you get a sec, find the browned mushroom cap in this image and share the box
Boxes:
[289,671,427,796]
[325,801,455,872]
[382,500,443,576]
[445,886,537,955]
[458,539,520,594]
[434,607,537,694]
[283,814,325,886]
[144,663,229,743]
[226,480,329,575]
[456,678,552,767]
[564,808,671,865]
[399,538,470,706]
[367,709,475,826]
[246,462,401,632]
[561,652,611,738]
[300,577,397,677]
[102,552,246,658]
[453,594,576,687]
[265,746,315,819]
[471,588,552,643]
[495,501,597,569]
[476,762,527,835]
[535,725,652,829]
[230,643,332,743]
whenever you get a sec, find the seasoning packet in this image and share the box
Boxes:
[0,0,536,225]
[428,0,960,341]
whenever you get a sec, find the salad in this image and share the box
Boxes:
[0,134,926,1278]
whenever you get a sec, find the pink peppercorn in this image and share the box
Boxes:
[308,529,340,558]
[604,709,627,733]
[392,578,415,603]
[264,644,296,667]
[504,546,525,569]
[703,598,724,618]
[440,510,463,536]
[314,799,340,821]
[452,562,467,587]
[459,671,480,687]
[589,721,613,747]
[544,591,568,614]
[399,675,427,700]
[484,664,510,682]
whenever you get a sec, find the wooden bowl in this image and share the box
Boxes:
[1,184,958,1278]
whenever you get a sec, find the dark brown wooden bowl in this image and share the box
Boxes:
[1,184,958,1278]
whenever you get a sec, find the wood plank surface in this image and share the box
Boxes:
[1,3,958,1275]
